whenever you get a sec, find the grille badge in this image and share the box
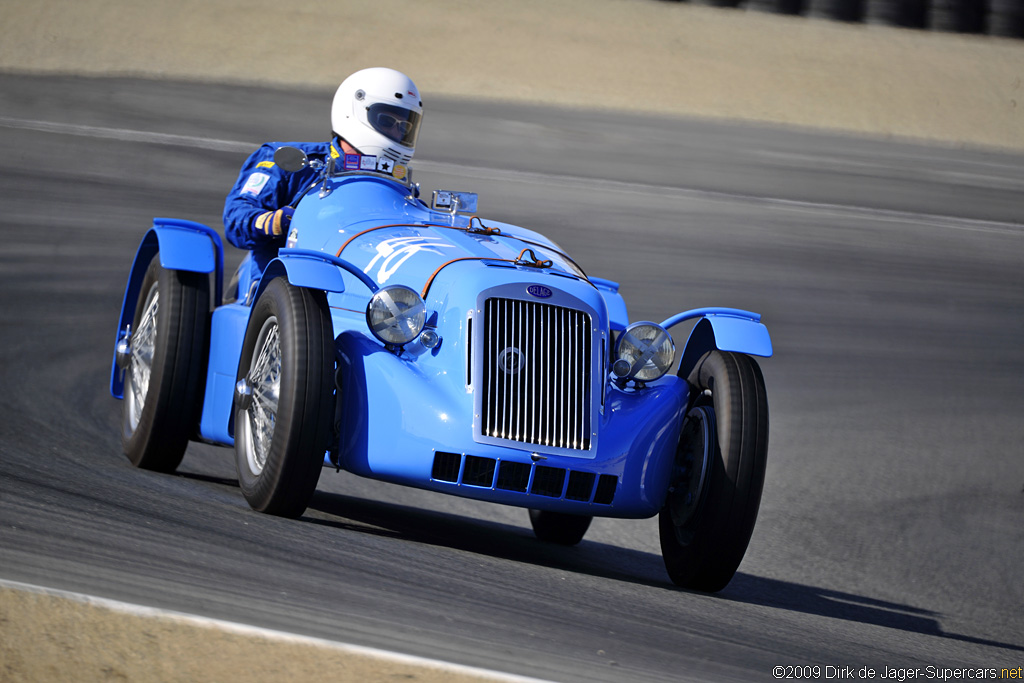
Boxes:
[498,347,525,374]
[526,284,552,298]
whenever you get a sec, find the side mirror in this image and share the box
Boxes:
[274,146,309,172]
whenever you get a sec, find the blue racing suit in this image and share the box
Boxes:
[223,140,333,301]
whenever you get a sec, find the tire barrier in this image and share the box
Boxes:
[665,0,1024,38]
[745,0,805,12]
[989,0,1024,37]
[929,0,986,33]
[864,0,929,27]
[805,0,864,21]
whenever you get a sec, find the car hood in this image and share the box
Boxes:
[291,174,588,294]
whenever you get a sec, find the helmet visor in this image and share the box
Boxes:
[367,103,421,147]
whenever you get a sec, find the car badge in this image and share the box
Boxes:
[527,284,552,299]
[498,347,525,375]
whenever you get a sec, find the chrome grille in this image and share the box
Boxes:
[481,297,592,450]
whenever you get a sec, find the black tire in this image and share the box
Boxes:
[659,350,768,592]
[863,0,927,27]
[234,278,333,518]
[122,257,210,472]
[930,0,986,33]
[746,0,805,14]
[989,0,1024,38]
[529,509,593,545]
[804,0,864,21]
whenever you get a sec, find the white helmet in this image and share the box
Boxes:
[331,67,423,165]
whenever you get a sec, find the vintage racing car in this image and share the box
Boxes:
[110,146,772,592]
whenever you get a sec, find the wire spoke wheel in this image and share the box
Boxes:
[242,317,281,476]
[234,278,334,518]
[126,284,159,432]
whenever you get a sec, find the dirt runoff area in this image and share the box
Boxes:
[0,583,537,683]
[2,0,1023,151]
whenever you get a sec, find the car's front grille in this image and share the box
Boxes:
[480,297,592,450]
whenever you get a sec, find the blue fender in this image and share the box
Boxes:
[195,249,376,445]
[590,276,629,332]
[663,307,773,382]
[250,248,378,305]
[110,219,224,399]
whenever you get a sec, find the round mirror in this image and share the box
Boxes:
[273,146,309,172]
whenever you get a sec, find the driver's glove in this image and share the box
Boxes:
[253,207,294,238]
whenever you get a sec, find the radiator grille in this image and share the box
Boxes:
[481,298,592,450]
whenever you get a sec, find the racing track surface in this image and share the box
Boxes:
[1,74,1023,681]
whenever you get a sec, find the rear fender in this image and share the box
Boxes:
[665,308,773,382]
[110,219,223,398]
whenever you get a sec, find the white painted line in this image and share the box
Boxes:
[0,578,555,683]
[0,116,254,153]
[2,116,1021,236]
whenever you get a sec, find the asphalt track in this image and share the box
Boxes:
[1,73,1023,681]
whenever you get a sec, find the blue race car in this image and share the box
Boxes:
[110,146,772,592]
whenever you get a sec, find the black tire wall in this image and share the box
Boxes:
[665,0,1022,39]
[805,0,865,20]
[864,0,929,26]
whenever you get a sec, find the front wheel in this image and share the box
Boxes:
[529,509,592,546]
[659,350,768,592]
[234,278,334,518]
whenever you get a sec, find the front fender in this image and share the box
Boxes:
[110,219,223,398]
[250,248,377,306]
[664,308,773,382]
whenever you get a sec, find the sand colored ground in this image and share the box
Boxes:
[1,0,1023,150]
[0,584,536,683]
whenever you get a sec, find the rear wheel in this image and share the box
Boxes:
[122,257,209,472]
[659,350,768,592]
[234,278,334,518]
[529,509,593,546]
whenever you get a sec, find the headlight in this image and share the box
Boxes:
[614,322,675,382]
[366,285,426,345]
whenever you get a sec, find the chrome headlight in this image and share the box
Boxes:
[614,322,675,382]
[366,285,426,345]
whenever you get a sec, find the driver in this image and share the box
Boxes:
[222,67,423,301]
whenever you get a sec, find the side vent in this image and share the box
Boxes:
[463,455,496,487]
[466,316,473,387]
[432,451,461,482]
[594,474,618,505]
[496,461,531,493]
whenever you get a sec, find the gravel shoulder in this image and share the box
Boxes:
[2,0,1023,150]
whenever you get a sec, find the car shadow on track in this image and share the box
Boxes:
[306,489,671,587]
[308,489,1023,654]
[724,574,1023,653]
